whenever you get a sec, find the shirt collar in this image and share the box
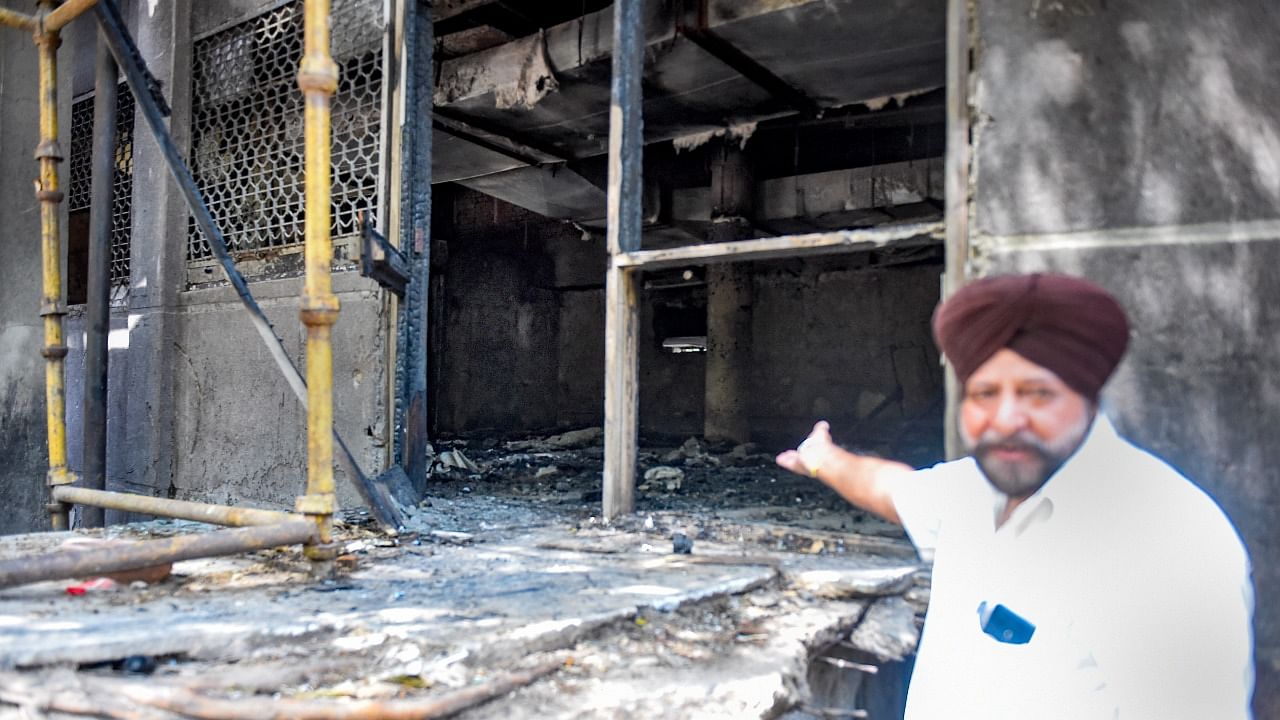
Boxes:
[991,413,1120,533]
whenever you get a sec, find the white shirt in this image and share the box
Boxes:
[890,415,1254,719]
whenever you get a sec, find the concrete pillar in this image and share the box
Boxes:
[118,2,191,519]
[703,140,753,444]
[964,1,1280,713]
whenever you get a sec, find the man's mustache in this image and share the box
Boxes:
[974,432,1050,458]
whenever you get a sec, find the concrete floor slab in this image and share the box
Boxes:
[0,496,921,718]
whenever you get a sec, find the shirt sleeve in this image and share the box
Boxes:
[886,458,980,562]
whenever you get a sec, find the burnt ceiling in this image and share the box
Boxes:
[431,0,947,233]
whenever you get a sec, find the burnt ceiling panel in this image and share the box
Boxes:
[433,128,531,183]
[705,0,946,108]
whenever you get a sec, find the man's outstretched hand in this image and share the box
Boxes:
[776,420,836,478]
[775,420,908,525]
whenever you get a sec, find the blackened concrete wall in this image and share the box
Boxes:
[967,1,1280,713]
[436,191,945,459]
[434,191,566,435]
[169,273,389,510]
[750,259,943,460]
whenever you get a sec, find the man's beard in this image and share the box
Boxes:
[962,414,1092,499]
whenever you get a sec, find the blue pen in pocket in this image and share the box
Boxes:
[978,601,1036,644]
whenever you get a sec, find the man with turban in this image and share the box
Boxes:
[777,273,1253,719]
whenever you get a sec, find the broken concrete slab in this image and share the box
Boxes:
[642,465,685,492]
[503,427,603,452]
[0,533,775,670]
[847,596,919,663]
[791,566,917,599]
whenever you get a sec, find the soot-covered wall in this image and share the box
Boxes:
[434,188,944,462]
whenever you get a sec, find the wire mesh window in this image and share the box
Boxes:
[187,0,384,266]
[68,85,135,289]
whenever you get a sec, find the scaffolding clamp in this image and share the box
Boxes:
[33,139,63,162]
[46,468,77,487]
[295,492,337,516]
[299,294,340,326]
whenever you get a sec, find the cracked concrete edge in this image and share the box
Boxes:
[464,566,778,665]
[0,611,343,669]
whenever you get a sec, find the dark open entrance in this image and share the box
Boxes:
[421,4,949,715]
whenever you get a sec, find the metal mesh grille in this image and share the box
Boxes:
[187,0,384,264]
[68,86,135,288]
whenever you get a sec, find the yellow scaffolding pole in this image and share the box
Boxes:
[0,7,35,29]
[35,2,76,530]
[296,0,341,567]
[43,0,96,32]
[0,0,376,590]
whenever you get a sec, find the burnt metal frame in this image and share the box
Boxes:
[78,36,119,528]
[0,0,403,590]
[361,211,411,296]
[600,0,949,519]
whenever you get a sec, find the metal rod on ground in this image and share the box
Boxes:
[297,0,341,568]
[80,29,119,529]
[92,0,403,533]
[51,486,297,527]
[0,655,566,719]
[796,705,869,720]
[35,4,75,531]
[820,655,880,674]
[602,0,645,520]
[0,521,317,590]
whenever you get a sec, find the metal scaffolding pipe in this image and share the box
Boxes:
[44,0,97,32]
[0,521,317,590]
[297,0,341,563]
[81,30,118,528]
[51,487,298,527]
[35,7,75,531]
[0,7,35,29]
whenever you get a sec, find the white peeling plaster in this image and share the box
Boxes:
[107,328,131,350]
[862,89,930,112]
[672,129,720,153]
[494,30,560,110]
[671,121,759,153]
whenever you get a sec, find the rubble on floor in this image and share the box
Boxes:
[424,429,915,539]
[0,430,931,718]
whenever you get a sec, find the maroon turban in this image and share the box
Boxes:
[932,273,1130,401]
